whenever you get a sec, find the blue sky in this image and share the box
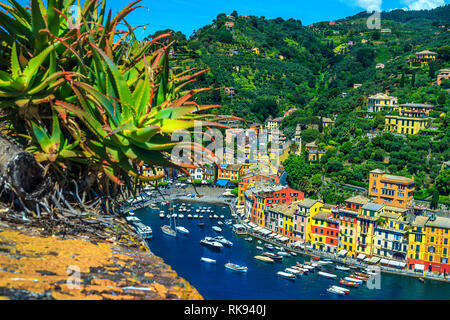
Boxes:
[16,0,449,38]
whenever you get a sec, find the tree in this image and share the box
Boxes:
[435,169,450,195]
[430,188,439,210]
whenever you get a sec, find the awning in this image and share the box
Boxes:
[388,260,398,267]
[280,236,290,242]
[216,179,229,187]
[357,253,366,260]
[338,250,348,257]
[248,222,258,228]
[415,264,425,271]
[254,226,263,232]
[364,257,371,262]
[369,257,381,264]
[380,259,390,265]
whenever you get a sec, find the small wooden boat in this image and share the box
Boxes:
[318,271,337,279]
[254,255,274,263]
[277,271,296,280]
[331,285,350,294]
[327,287,345,295]
[336,265,351,271]
[201,257,216,264]
[340,279,360,287]
[225,263,248,273]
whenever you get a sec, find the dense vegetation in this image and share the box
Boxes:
[159,6,450,206]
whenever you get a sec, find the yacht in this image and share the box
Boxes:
[201,257,216,264]
[225,263,248,273]
[200,237,223,250]
[214,236,233,247]
[161,225,176,237]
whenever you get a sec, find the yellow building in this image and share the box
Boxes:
[369,169,415,209]
[385,115,428,135]
[368,93,398,113]
[411,50,437,66]
[142,165,165,182]
[264,116,282,131]
[356,202,385,259]
[305,141,325,163]
[407,216,428,272]
[422,215,450,273]
[296,198,324,243]
[217,164,243,182]
[267,203,297,240]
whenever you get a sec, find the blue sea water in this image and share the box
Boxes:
[134,202,450,300]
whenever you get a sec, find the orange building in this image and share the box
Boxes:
[238,173,279,206]
[368,169,415,209]
[310,210,340,253]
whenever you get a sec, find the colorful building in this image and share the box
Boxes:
[437,68,450,86]
[310,210,340,253]
[422,215,450,273]
[367,93,398,113]
[373,211,409,262]
[411,50,437,66]
[356,202,385,259]
[295,198,324,244]
[267,203,298,240]
[217,164,244,182]
[369,169,415,209]
[238,173,279,206]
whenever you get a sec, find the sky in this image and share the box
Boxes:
[16,0,450,38]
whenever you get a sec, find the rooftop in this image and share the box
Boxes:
[269,203,299,217]
[362,202,384,212]
[416,50,437,55]
[412,216,429,228]
[369,93,397,100]
[381,174,414,184]
[298,198,320,208]
[425,216,450,230]
[346,195,370,205]
[370,169,385,174]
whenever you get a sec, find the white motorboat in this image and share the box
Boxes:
[200,238,223,250]
[201,257,216,264]
[193,215,198,219]
[178,214,184,219]
[344,277,363,284]
[277,251,290,257]
[218,221,224,225]
[327,287,345,295]
[225,263,248,273]
[187,214,193,219]
[277,271,296,280]
[336,265,351,271]
[214,215,219,219]
[256,246,264,250]
[331,285,350,294]
[212,226,222,233]
[220,215,225,219]
[175,226,190,234]
[215,236,233,247]
[159,213,165,218]
[318,271,337,279]
[285,268,303,275]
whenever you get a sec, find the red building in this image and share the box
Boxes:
[310,211,340,253]
[249,186,304,228]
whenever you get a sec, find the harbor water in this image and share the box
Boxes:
[133,202,450,300]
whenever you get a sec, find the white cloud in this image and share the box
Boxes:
[356,0,383,11]
[402,0,445,10]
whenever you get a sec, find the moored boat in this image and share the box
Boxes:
[212,226,222,233]
[262,252,283,261]
[318,271,337,279]
[285,268,303,275]
[161,225,176,237]
[277,271,296,280]
[339,279,360,287]
[277,251,290,257]
[331,285,350,294]
[344,276,363,284]
[200,238,223,250]
[175,226,190,235]
[225,263,248,273]
[215,236,233,247]
[198,222,205,227]
[256,246,264,250]
[201,257,216,264]
[254,255,274,263]
[336,265,351,271]
[327,287,345,295]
